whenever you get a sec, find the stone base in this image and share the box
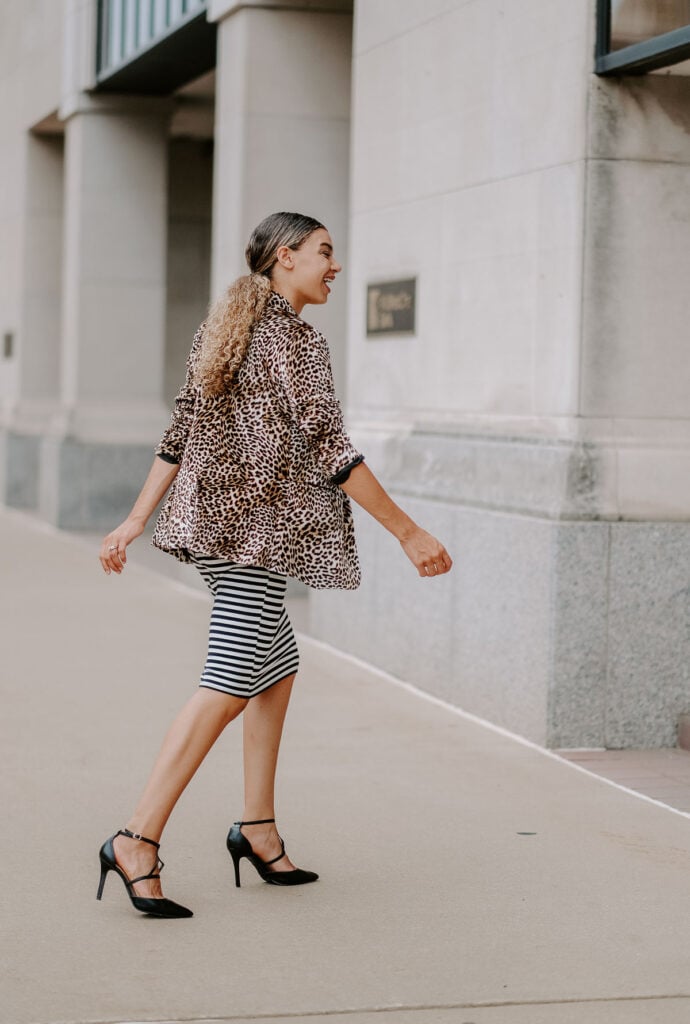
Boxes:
[37,435,156,530]
[309,499,690,749]
[2,431,42,509]
[678,714,690,752]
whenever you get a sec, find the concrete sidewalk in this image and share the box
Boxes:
[2,508,690,1024]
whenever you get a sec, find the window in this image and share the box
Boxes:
[596,0,690,74]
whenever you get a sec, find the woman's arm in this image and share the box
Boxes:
[99,457,180,575]
[155,325,203,464]
[339,462,452,578]
[100,323,204,575]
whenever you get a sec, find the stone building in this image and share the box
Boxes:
[2,0,690,748]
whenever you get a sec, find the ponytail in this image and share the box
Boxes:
[194,273,272,396]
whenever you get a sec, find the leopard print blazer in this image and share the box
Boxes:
[151,291,363,589]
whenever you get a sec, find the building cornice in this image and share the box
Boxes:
[58,92,174,123]
[208,0,352,22]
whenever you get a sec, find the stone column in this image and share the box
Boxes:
[3,132,64,509]
[40,94,172,528]
[15,134,64,419]
[208,0,353,389]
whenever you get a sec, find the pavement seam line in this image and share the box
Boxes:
[51,992,690,1024]
[300,635,690,822]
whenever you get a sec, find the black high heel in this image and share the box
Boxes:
[97,828,193,918]
[226,818,319,888]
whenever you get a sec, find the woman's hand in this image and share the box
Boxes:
[339,463,453,577]
[99,517,145,575]
[400,526,453,578]
[98,456,180,575]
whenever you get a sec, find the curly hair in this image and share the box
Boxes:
[194,212,324,396]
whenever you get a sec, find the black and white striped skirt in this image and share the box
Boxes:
[191,556,300,699]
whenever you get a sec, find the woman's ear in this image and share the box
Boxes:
[275,245,294,270]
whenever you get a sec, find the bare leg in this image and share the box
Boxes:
[113,687,247,896]
[240,673,297,871]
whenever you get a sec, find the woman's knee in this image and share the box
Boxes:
[196,686,248,724]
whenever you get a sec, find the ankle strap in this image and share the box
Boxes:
[118,827,160,849]
[237,818,275,826]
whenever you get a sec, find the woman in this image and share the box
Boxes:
[97,212,452,919]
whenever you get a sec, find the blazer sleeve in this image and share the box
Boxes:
[154,324,204,464]
[281,325,364,482]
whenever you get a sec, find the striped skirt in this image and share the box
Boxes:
[191,555,300,699]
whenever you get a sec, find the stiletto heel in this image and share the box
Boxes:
[226,818,318,888]
[229,848,242,888]
[97,828,193,918]
[96,863,108,901]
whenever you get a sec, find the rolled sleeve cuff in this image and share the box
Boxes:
[331,454,365,485]
[155,449,181,465]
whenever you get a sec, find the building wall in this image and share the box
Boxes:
[2,0,689,747]
[582,73,690,517]
[0,0,66,506]
[310,0,690,748]
[1,0,354,524]
[346,0,588,431]
[0,0,63,408]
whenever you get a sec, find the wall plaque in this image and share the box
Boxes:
[366,278,416,336]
